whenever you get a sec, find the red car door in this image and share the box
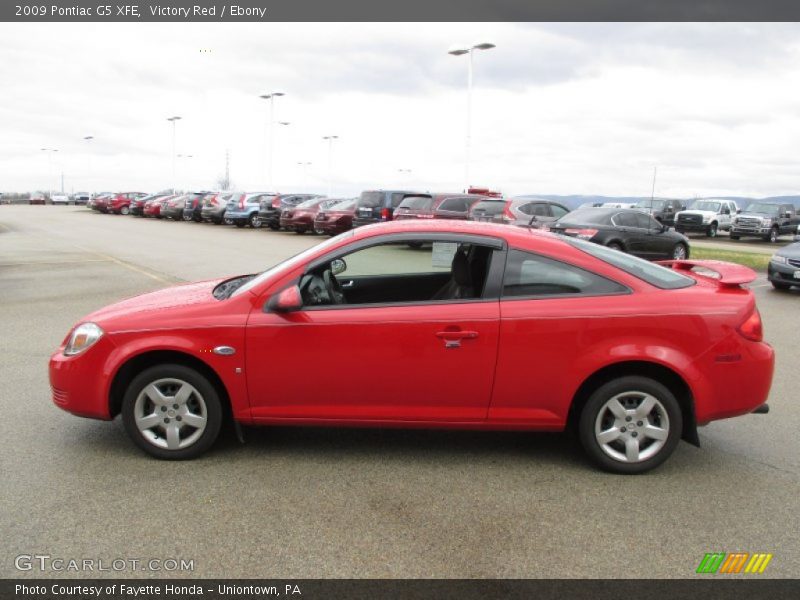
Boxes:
[244,240,501,423]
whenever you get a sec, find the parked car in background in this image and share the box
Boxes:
[73,192,91,205]
[600,202,638,209]
[162,195,190,220]
[50,192,71,205]
[468,197,570,229]
[675,199,738,237]
[767,241,800,290]
[225,192,276,228]
[258,194,323,230]
[201,191,240,224]
[634,199,686,227]
[29,192,47,205]
[352,190,424,227]
[314,198,358,235]
[280,197,341,234]
[91,193,114,212]
[394,193,487,222]
[49,220,773,473]
[131,194,163,216]
[182,191,211,222]
[549,207,691,260]
[144,195,174,219]
[107,192,148,215]
[730,202,800,243]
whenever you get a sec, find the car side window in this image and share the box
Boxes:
[391,193,406,208]
[439,197,470,212]
[614,212,638,228]
[531,203,550,217]
[634,212,658,229]
[503,249,627,298]
[550,205,569,219]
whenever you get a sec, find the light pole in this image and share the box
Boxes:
[448,42,495,192]
[297,161,312,189]
[177,154,193,191]
[167,116,182,193]
[83,136,94,195]
[41,148,58,200]
[322,135,339,197]
[259,91,285,190]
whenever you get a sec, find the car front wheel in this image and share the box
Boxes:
[766,227,779,243]
[250,214,262,228]
[120,206,130,215]
[706,222,718,237]
[578,376,682,474]
[671,243,688,260]
[122,364,222,460]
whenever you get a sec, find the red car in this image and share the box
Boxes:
[280,197,340,234]
[49,221,773,472]
[394,193,486,221]
[91,193,113,213]
[313,199,358,235]
[108,192,148,215]
[143,195,173,218]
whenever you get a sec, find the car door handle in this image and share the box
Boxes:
[435,330,479,349]
[341,280,354,288]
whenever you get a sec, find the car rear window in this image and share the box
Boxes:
[559,208,613,225]
[566,237,695,290]
[359,191,383,208]
[328,199,356,211]
[470,200,506,215]
[398,196,434,210]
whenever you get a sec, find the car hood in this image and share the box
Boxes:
[735,212,773,219]
[776,241,800,259]
[82,278,227,330]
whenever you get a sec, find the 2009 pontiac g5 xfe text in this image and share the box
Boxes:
[49,221,774,473]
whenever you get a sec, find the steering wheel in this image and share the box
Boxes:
[323,269,346,305]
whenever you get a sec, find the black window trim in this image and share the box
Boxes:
[500,246,632,302]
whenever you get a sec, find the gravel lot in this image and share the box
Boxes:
[1,205,798,579]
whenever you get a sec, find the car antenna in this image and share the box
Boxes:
[649,165,658,227]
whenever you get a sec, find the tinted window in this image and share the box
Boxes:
[566,238,695,290]
[358,191,383,208]
[634,212,659,229]
[531,203,550,217]
[557,208,612,225]
[399,196,434,210]
[471,200,506,216]
[391,193,407,208]
[613,212,638,227]
[688,201,721,212]
[503,250,627,297]
[438,197,472,212]
[551,205,569,218]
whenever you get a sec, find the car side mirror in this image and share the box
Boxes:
[330,258,347,275]
[267,286,303,313]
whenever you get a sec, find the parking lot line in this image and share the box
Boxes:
[71,244,176,284]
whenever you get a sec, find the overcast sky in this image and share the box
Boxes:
[2,22,800,198]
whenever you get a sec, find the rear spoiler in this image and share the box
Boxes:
[656,259,757,287]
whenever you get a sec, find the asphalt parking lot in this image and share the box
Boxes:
[1,205,798,579]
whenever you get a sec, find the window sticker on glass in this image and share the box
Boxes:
[431,242,458,268]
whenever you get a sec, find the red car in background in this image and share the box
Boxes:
[108,192,148,215]
[49,220,773,473]
[394,193,486,221]
[91,193,113,213]
[143,195,175,218]
[313,198,358,235]
[29,192,47,205]
[280,197,340,234]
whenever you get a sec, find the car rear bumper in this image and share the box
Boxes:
[258,209,281,225]
[201,207,225,221]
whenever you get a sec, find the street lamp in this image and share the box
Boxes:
[41,148,58,200]
[167,116,182,194]
[83,136,94,195]
[259,91,285,190]
[322,135,339,198]
[448,42,496,192]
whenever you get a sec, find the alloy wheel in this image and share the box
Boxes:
[672,243,687,260]
[133,378,207,450]
[594,391,669,463]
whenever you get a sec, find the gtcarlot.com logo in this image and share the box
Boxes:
[14,554,194,573]
[696,552,773,574]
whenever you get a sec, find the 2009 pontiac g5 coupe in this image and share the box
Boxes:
[49,221,774,473]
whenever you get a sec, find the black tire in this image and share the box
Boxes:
[268,223,280,231]
[249,213,262,228]
[706,222,718,238]
[606,241,624,252]
[730,234,740,240]
[122,364,223,460]
[578,376,682,474]
[671,242,688,260]
[767,227,779,243]
[120,206,130,215]
[771,281,791,291]
[235,221,246,228]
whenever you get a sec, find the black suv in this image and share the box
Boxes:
[352,190,425,227]
[730,202,800,243]
[258,194,322,230]
[633,199,686,227]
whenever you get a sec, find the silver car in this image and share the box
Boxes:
[468,196,570,229]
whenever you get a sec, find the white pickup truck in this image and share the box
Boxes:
[674,199,739,238]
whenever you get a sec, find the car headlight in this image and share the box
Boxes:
[64,322,104,356]
[771,255,788,265]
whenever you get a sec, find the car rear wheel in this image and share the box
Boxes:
[578,376,682,474]
[766,227,779,243]
[607,241,624,252]
[249,214,262,228]
[706,223,718,237]
[120,206,129,215]
[671,243,688,260]
[122,365,222,460]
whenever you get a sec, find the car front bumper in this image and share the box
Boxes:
[731,225,773,236]
[767,261,800,285]
[49,339,116,421]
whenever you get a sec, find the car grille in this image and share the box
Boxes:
[51,387,69,406]
[788,259,800,269]
[678,214,702,225]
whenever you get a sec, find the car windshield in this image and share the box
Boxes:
[398,196,434,210]
[688,201,721,212]
[566,237,694,289]
[231,233,353,298]
[555,208,611,225]
[745,203,780,215]
[635,200,665,210]
[358,191,383,208]
[470,200,506,215]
